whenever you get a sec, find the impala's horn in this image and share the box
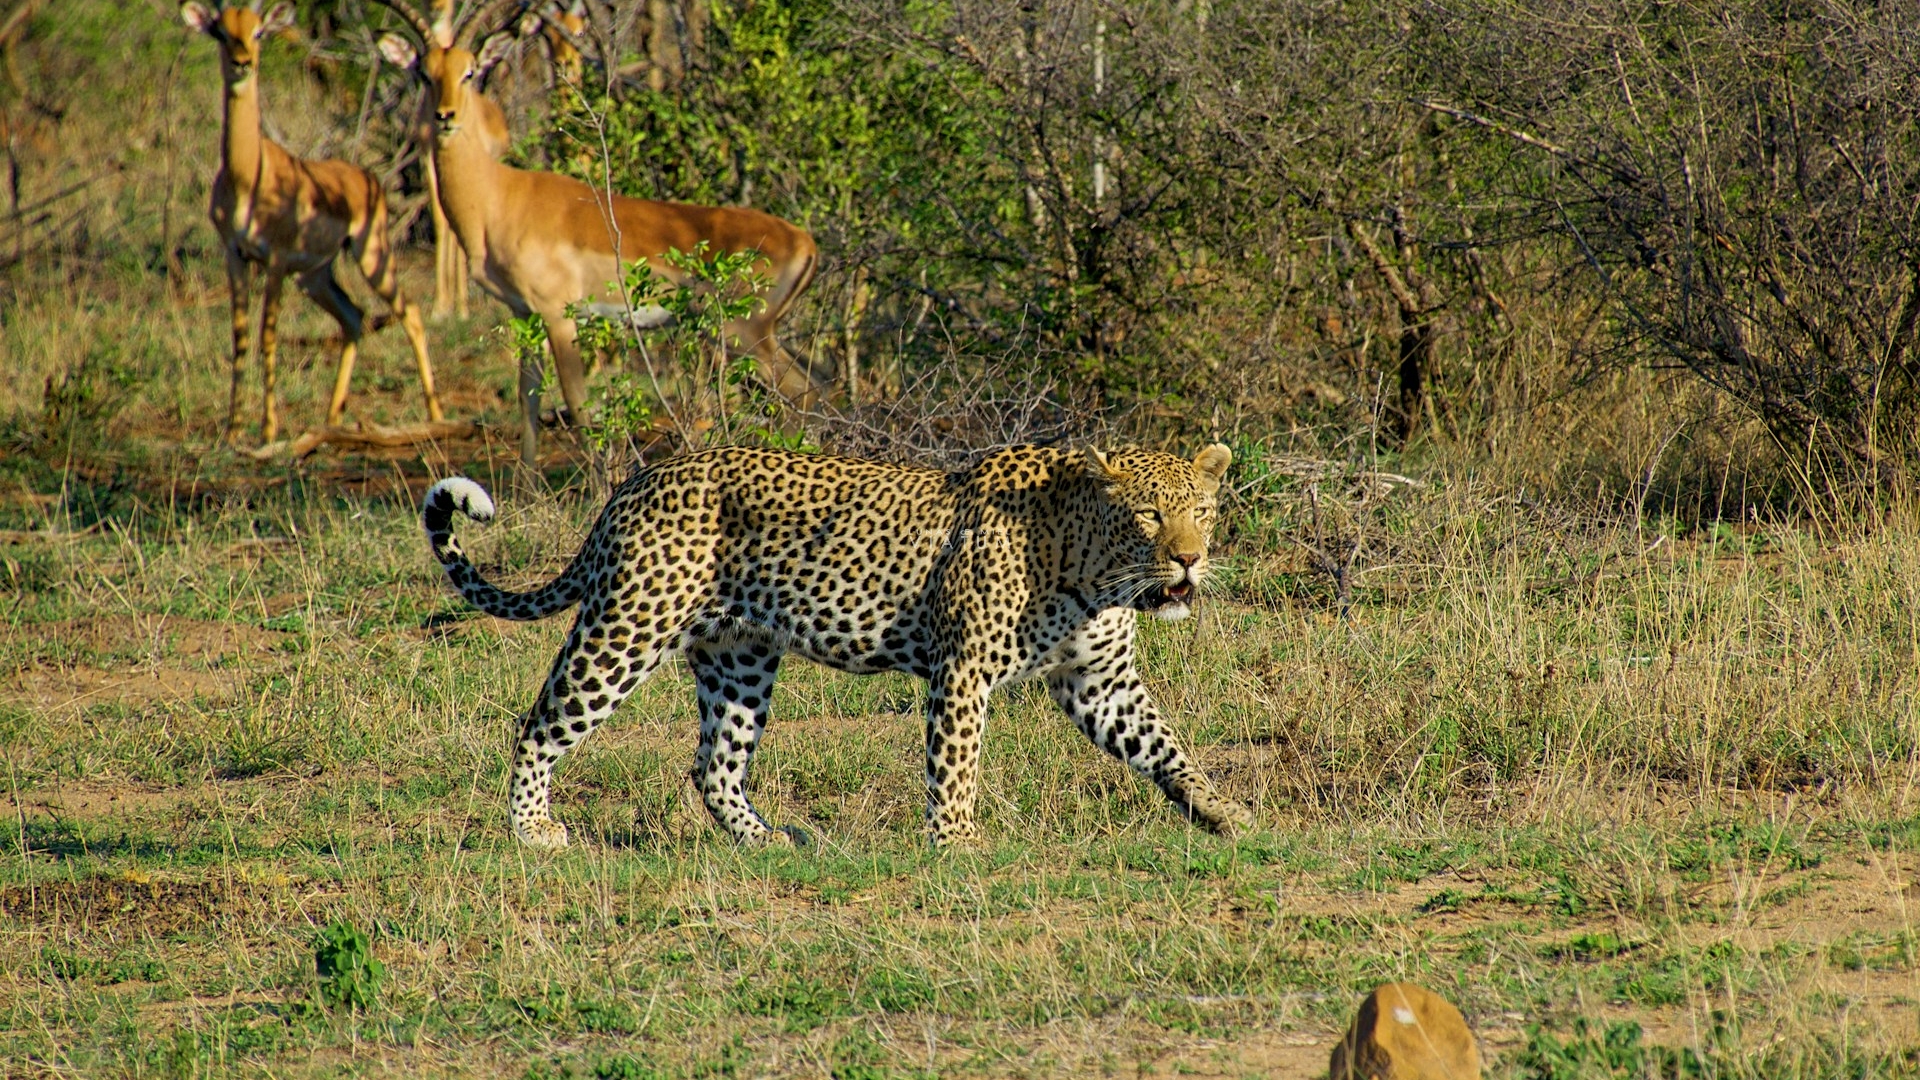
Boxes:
[367,0,435,45]
[455,0,529,49]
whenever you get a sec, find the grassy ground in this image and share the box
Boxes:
[6,4,1920,1078]
[5,402,1920,1077]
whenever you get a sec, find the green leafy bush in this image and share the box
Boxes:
[313,921,383,1011]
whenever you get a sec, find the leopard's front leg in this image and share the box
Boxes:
[1045,611,1253,836]
[924,664,992,847]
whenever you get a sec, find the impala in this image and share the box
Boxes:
[182,0,438,446]
[375,3,826,463]
[388,0,515,321]
[537,1,587,90]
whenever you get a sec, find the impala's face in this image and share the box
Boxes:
[181,2,294,85]
[425,45,479,140]
[423,31,515,143]
[543,4,585,81]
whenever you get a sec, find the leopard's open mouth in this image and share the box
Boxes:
[1136,580,1196,612]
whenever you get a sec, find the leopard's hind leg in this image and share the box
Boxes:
[687,637,791,845]
[508,580,686,849]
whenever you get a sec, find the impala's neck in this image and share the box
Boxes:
[431,123,505,252]
[220,64,265,195]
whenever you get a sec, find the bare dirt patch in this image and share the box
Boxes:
[8,784,195,819]
[4,615,284,662]
[2,664,236,712]
[2,872,347,941]
[1,616,290,712]
[1142,1024,1333,1080]
[1,876,226,938]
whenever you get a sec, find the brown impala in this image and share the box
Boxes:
[382,0,515,321]
[375,2,827,464]
[182,1,437,446]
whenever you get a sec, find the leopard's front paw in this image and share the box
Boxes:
[738,825,809,849]
[927,818,983,850]
[1196,796,1256,839]
[513,816,571,849]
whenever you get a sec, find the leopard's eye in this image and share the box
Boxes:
[1135,507,1162,526]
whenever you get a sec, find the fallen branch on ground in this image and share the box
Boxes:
[247,420,480,461]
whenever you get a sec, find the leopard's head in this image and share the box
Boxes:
[1084,444,1233,622]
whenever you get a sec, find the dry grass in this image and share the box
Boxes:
[3,460,1919,1078]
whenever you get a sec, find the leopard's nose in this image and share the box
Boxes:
[1171,553,1199,569]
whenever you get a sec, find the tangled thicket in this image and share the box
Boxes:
[300,0,1920,499]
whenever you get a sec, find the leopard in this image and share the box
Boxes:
[420,443,1255,848]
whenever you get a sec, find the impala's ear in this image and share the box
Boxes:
[378,33,419,72]
[180,2,219,35]
[474,30,516,77]
[258,1,296,35]
[1191,443,1232,489]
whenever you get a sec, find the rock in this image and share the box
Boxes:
[1328,982,1482,1080]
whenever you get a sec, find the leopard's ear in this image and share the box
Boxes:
[1192,443,1232,490]
[1082,448,1129,485]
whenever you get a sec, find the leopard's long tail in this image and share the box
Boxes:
[421,477,588,621]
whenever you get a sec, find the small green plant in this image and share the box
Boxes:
[1512,1019,1705,1079]
[592,1055,668,1080]
[504,311,556,404]
[41,945,96,981]
[313,921,383,1011]
[1548,932,1636,961]
[507,312,551,372]
[568,243,808,456]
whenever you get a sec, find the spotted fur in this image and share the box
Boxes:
[421,444,1254,848]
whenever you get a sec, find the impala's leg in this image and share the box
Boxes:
[424,151,466,321]
[1044,612,1253,836]
[924,662,993,846]
[298,263,367,431]
[452,239,470,318]
[744,322,817,407]
[355,214,440,423]
[546,313,590,428]
[221,249,255,446]
[733,249,824,406]
[258,268,292,443]
[516,330,542,467]
[687,638,790,845]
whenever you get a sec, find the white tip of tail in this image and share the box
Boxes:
[427,477,496,522]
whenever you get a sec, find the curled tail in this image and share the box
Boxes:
[421,478,587,621]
